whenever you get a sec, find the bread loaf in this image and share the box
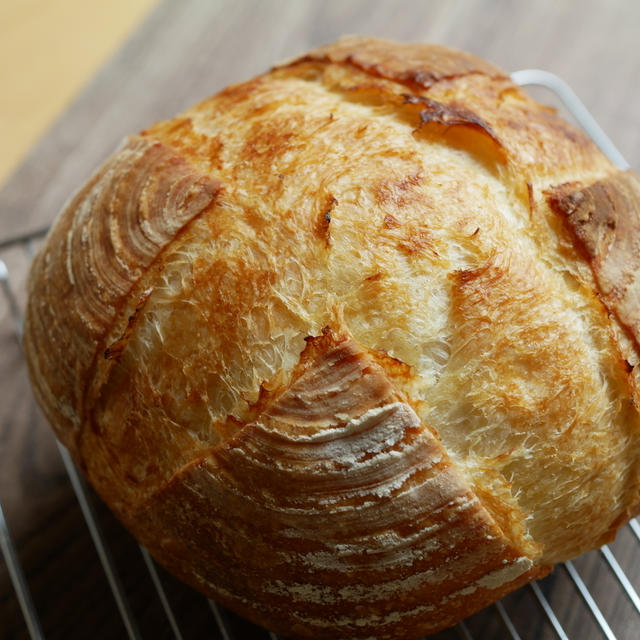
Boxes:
[23,36,640,639]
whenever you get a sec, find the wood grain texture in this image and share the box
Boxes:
[1,1,640,638]
[0,0,156,185]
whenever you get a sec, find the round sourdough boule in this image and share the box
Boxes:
[23,36,640,639]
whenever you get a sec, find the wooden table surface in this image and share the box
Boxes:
[0,0,156,186]
[1,1,640,639]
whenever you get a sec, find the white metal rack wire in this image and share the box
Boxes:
[1,71,639,640]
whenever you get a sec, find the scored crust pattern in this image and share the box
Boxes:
[130,328,547,639]
[24,136,221,455]
[23,36,640,639]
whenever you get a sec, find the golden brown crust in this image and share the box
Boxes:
[23,136,221,454]
[296,35,506,89]
[23,36,640,639]
[547,171,640,350]
[129,328,548,639]
[284,35,610,181]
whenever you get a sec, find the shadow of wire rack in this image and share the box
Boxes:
[1,71,640,640]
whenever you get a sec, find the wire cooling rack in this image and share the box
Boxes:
[1,71,640,640]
